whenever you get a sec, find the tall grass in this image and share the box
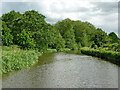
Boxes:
[81,47,120,66]
[1,46,41,73]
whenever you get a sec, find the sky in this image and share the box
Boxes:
[0,0,120,37]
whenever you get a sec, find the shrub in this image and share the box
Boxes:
[46,49,57,53]
[81,47,120,66]
[58,48,71,52]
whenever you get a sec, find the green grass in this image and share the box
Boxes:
[81,47,120,66]
[58,48,71,52]
[1,46,41,73]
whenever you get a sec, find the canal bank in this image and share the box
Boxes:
[80,48,120,66]
[2,52,118,88]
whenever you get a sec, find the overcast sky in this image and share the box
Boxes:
[1,0,119,36]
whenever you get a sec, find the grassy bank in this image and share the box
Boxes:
[1,46,42,74]
[81,47,120,66]
[1,46,72,74]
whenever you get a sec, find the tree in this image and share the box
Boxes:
[54,18,78,50]
[11,10,50,51]
[2,21,13,46]
[48,26,65,50]
[1,10,119,52]
[108,32,119,43]
[91,28,110,47]
[72,21,94,47]
[17,29,35,49]
[2,10,21,29]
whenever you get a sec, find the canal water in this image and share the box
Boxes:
[2,52,118,88]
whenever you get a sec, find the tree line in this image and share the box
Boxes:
[1,10,120,52]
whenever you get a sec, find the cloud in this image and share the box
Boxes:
[1,1,119,36]
[91,2,117,12]
[2,2,43,14]
[1,0,119,2]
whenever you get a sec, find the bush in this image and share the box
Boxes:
[103,43,120,52]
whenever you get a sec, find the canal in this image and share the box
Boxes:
[2,52,118,88]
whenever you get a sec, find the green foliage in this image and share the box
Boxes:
[2,21,13,46]
[108,32,119,43]
[2,10,119,52]
[2,46,41,73]
[54,18,78,50]
[48,27,65,50]
[81,47,120,65]
[92,28,110,47]
[2,10,21,27]
[58,48,71,52]
[103,43,120,52]
[72,21,96,47]
[17,29,35,49]
[1,10,120,59]
[11,10,48,51]
[94,45,98,49]
[46,49,57,53]
[77,42,82,50]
